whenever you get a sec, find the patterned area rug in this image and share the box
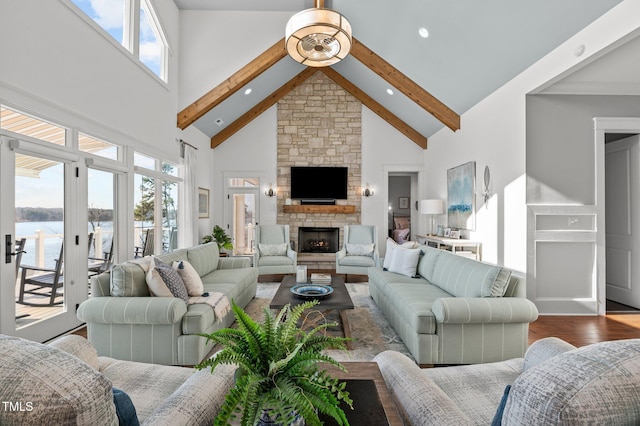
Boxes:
[239,282,414,362]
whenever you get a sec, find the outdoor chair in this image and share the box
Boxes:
[134,228,154,258]
[254,224,297,275]
[18,243,64,306]
[88,238,114,276]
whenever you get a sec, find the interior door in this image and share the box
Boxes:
[226,188,259,256]
[0,139,84,341]
[606,135,640,309]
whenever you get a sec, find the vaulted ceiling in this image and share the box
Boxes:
[174,0,623,149]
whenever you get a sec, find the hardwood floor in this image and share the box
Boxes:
[529,314,640,347]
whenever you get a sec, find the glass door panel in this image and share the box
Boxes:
[88,169,115,278]
[231,192,257,256]
[134,173,155,257]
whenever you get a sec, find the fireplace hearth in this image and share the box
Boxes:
[298,227,340,253]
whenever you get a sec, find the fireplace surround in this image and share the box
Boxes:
[298,227,340,253]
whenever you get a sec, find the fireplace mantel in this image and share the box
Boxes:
[282,205,355,214]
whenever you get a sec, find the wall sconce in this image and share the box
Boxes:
[265,183,276,197]
[362,183,374,197]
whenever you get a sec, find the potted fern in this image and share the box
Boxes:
[196,300,353,426]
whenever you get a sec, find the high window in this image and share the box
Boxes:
[66,0,168,81]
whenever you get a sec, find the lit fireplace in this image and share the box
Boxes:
[298,227,339,253]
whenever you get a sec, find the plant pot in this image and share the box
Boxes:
[258,410,305,426]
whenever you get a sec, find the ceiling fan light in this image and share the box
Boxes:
[285,8,352,67]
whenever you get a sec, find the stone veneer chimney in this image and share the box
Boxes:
[276,71,362,252]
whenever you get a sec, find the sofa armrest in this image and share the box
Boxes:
[374,350,472,425]
[336,247,347,261]
[142,364,235,425]
[77,297,187,325]
[48,335,101,371]
[432,297,539,324]
[287,247,297,263]
[90,272,111,297]
[523,337,576,371]
[217,257,250,269]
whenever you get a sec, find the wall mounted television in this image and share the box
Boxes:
[290,166,348,202]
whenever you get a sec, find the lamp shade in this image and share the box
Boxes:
[285,7,352,67]
[420,199,444,215]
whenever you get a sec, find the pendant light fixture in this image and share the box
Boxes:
[285,0,352,67]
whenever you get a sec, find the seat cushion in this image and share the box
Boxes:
[384,282,453,334]
[258,255,294,267]
[338,255,376,267]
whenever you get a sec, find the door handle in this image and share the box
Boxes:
[5,234,26,263]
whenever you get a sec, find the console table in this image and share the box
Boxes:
[416,235,482,261]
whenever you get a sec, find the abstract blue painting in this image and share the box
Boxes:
[447,161,476,230]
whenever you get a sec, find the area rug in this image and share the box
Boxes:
[237,282,414,363]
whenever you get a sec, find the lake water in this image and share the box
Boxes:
[16,221,114,268]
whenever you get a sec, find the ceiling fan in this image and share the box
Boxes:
[285,0,352,67]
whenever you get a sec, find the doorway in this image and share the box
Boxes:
[388,173,418,243]
[605,133,640,312]
[225,178,260,256]
[595,117,640,315]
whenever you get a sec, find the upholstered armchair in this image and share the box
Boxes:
[254,224,297,275]
[336,225,380,277]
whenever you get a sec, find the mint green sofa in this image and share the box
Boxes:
[78,243,257,366]
[368,245,538,365]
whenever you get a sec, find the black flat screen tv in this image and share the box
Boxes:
[290,166,348,201]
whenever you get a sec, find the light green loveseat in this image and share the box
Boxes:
[78,243,257,366]
[368,244,539,365]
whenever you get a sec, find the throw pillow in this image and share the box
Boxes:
[383,238,398,270]
[173,260,204,296]
[346,243,374,256]
[112,387,140,426]
[153,258,189,302]
[491,385,511,426]
[145,258,172,297]
[491,268,513,297]
[259,243,288,256]
[388,246,421,278]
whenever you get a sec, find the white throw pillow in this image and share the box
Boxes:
[145,257,172,297]
[173,260,204,297]
[388,246,421,277]
[259,243,288,256]
[346,243,374,256]
[383,238,398,270]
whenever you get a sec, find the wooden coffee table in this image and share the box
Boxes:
[319,362,404,426]
[270,275,355,350]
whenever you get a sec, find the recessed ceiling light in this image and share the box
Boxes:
[418,27,429,38]
[386,88,394,95]
[244,88,252,95]
[215,118,224,126]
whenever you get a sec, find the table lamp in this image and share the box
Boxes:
[420,199,444,236]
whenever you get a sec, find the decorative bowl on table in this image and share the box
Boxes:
[290,284,334,299]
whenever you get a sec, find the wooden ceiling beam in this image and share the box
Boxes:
[350,37,461,132]
[211,68,316,149]
[177,38,288,130]
[320,67,427,149]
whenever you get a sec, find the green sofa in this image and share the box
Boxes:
[368,244,539,365]
[78,243,257,366]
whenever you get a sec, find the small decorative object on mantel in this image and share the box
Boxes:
[449,229,460,239]
[296,265,308,283]
[196,300,353,426]
[444,227,452,238]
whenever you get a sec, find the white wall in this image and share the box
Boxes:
[426,0,640,313]
[0,0,180,159]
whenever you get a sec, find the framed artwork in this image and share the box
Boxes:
[437,225,444,237]
[444,227,452,237]
[399,197,410,209]
[447,161,476,230]
[449,229,460,239]
[198,187,209,218]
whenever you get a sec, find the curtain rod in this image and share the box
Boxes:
[178,139,198,150]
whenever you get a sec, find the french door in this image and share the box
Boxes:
[226,184,260,256]
[0,137,85,341]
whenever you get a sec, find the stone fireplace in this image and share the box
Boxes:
[276,71,363,255]
[298,227,340,253]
